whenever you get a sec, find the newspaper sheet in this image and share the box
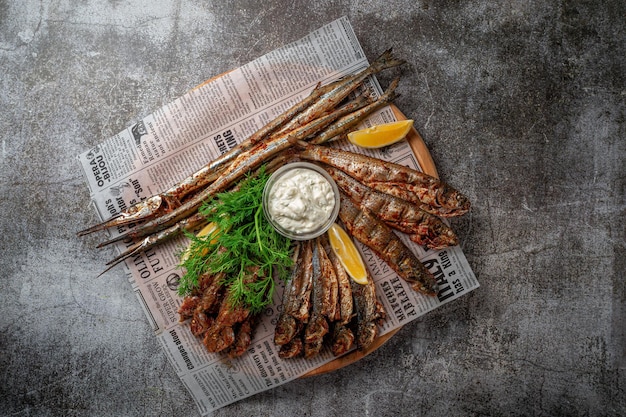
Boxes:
[78,17,479,415]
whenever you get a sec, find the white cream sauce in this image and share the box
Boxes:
[267,168,336,234]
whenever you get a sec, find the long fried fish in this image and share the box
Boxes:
[351,270,386,350]
[304,238,332,358]
[323,165,459,249]
[298,144,470,217]
[337,192,439,296]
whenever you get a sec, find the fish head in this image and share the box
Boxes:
[438,185,471,215]
[425,223,460,250]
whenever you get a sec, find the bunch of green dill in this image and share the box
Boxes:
[177,167,293,313]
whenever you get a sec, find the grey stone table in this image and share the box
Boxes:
[1,1,624,416]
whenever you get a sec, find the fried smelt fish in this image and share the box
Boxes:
[278,338,304,359]
[316,237,339,321]
[298,144,470,217]
[324,165,458,250]
[227,315,257,359]
[76,81,338,237]
[309,78,400,145]
[351,270,386,351]
[330,323,355,357]
[320,234,353,324]
[202,268,263,353]
[275,241,314,358]
[189,272,225,336]
[304,238,332,358]
[275,242,305,346]
[98,97,372,248]
[275,49,404,138]
[338,192,439,296]
[78,49,405,237]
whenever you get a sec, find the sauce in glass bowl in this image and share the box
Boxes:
[263,162,340,240]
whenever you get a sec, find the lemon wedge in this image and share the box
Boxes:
[195,222,220,241]
[180,222,220,262]
[347,119,414,149]
[348,119,413,149]
[327,223,368,285]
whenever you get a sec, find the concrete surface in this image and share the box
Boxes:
[1,1,624,416]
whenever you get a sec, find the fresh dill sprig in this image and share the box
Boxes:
[177,167,293,314]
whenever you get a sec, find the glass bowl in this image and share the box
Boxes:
[262,162,340,241]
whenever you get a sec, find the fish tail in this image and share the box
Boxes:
[370,48,406,72]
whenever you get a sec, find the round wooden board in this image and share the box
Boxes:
[302,104,439,377]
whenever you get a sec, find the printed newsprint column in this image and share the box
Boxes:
[77,17,478,415]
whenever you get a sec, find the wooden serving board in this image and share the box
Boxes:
[302,104,439,377]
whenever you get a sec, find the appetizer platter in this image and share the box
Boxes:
[78,50,469,365]
[77,20,478,412]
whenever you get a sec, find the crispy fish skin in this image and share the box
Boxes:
[304,238,330,358]
[190,311,214,337]
[303,313,328,359]
[203,296,250,353]
[321,234,353,324]
[298,144,470,217]
[76,48,399,237]
[279,338,303,359]
[274,314,300,347]
[274,242,303,346]
[338,192,439,296]
[177,272,225,336]
[292,240,314,322]
[324,165,459,250]
[203,268,262,353]
[178,295,199,321]
[274,261,306,345]
[351,270,386,351]
[316,237,339,320]
[227,315,257,358]
[391,220,458,250]
[203,325,236,353]
[330,323,355,356]
[196,273,225,313]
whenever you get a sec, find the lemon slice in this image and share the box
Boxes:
[347,119,414,149]
[195,222,220,241]
[180,222,220,262]
[327,223,368,285]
